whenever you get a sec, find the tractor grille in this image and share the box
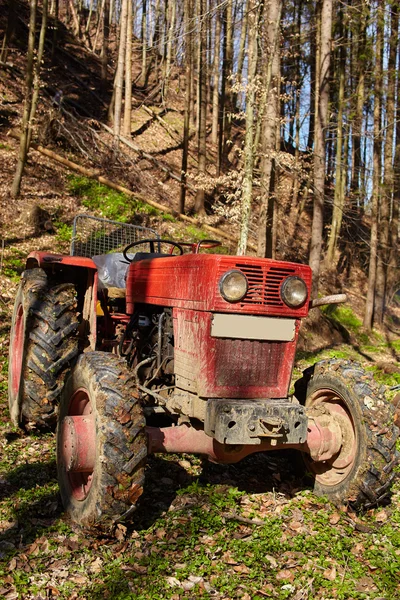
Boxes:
[217,261,296,308]
[214,338,283,387]
[237,263,295,307]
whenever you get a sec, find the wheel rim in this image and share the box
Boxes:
[11,304,24,398]
[60,388,96,501]
[305,388,357,487]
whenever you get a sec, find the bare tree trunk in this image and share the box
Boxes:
[375,2,398,324]
[194,0,207,215]
[211,3,221,145]
[326,5,345,264]
[364,6,383,330]
[11,0,38,198]
[257,0,281,258]
[68,0,81,37]
[309,0,332,297]
[123,0,133,137]
[307,2,316,150]
[1,0,17,63]
[217,1,229,174]
[150,0,160,47]
[350,2,367,202]
[179,0,192,214]
[85,0,95,32]
[233,0,249,110]
[164,0,176,96]
[237,0,260,255]
[113,0,129,150]
[27,0,48,150]
[51,0,59,61]
[388,9,400,296]
[140,0,147,86]
[222,0,233,169]
[101,0,110,88]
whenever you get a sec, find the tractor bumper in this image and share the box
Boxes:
[204,398,308,445]
[147,402,344,465]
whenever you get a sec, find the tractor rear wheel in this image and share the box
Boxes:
[8,269,79,428]
[295,360,399,509]
[57,352,147,529]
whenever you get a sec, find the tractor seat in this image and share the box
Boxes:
[92,252,170,289]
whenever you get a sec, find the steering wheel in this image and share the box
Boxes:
[169,240,222,254]
[123,238,184,262]
[195,240,221,253]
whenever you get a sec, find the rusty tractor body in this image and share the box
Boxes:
[9,216,399,527]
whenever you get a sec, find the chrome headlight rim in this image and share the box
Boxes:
[280,276,308,308]
[219,269,248,303]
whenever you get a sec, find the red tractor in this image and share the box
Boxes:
[8,216,399,527]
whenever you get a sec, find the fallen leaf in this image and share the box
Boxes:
[233,564,250,574]
[265,554,278,569]
[276,569,294,582]
[329,512,341,525]
[89,557,103,574]
[115,523,127,541]
[323,566,337,581]
[375,510,388,523]
[69,575,88,584]
[47,585,60,596]
[289,520,303,531]
[131,563,148,574]
[188,575,203,583]
[166,576,182,588]
[182,580,196,591]
[8,558,16,572]
[356,576,378,592]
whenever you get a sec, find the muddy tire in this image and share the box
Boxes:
[57,352,147,529]
[8,269,80,428]
[295,359,399,509]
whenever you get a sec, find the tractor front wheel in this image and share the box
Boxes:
[296,360,399,509]
[9,269,79,428]
[57,352,147,528]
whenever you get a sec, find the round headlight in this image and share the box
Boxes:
[281,276,308,308]
[219,270,248,302]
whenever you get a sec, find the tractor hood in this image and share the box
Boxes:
[125,254,312,317]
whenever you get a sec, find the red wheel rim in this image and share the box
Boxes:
[60,388,96,501]
[11,304,24,397]
[305,388,357,487]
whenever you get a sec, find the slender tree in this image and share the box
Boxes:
[211,3,221,145]
[11,0,39,198]
[194,0,207,214]
[101,0,110,88]
[123,0,133,137]
[179,0,192,214]
[375,1,398,323]
[237,0,260,255]
[326,4,346,264]
[257,0,282,258]
[1,0,17,63]
[113,0,129,149]
[364,4,383,330]
[309,0,332,296]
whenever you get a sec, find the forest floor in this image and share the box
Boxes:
[1,4,400,598]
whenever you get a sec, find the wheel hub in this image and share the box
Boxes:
[59,388,96,501]
[304,388,357,486]
[11,304,24,397]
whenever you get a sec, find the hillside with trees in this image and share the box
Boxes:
[1,1,400,598]
[1,0,400,328]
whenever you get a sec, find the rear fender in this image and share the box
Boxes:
[26,252,98,349]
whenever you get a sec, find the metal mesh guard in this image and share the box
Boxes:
[71,215,159,258]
